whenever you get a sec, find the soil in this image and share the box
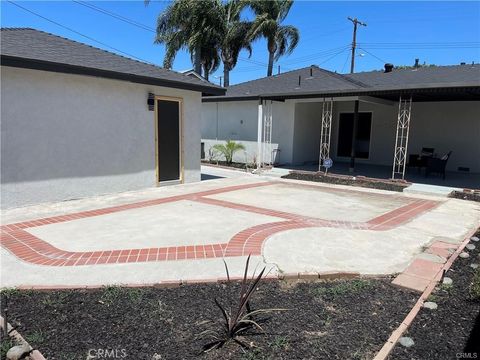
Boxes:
[0,277,417,360]
[390,230,480,360]
[449,190,480,202]
[201,161,254,171]
[282,171,409,192]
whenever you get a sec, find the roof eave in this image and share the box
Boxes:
[1,55,226,96]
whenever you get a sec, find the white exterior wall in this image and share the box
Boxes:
[292,102,322,165]
[201,100,295,165]
[1,66,202,209]
[331,100,480,173]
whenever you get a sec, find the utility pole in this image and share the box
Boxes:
[347,17,366,172]
[348,17,367,74]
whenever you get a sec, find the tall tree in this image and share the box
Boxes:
[218,0,252,86]
[247,0,299,76]
[146,0,222,77]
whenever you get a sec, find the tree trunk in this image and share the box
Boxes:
[223,65,230,87]
[194,46,202,75]
[203,65,209,81]
[267,51,274,77]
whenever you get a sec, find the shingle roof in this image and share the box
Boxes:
[203,63,480,101]
[0,28,225,96]
[208,66,368,100]
[346,64,480,88]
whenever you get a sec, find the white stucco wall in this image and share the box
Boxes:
[1,66,202,209]
[201,139,279,164]
[201,100,295,165]
[331,100,480,173]
[292,102,322,165]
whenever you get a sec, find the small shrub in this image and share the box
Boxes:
[212,140,246,164]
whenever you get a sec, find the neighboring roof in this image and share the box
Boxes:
[203,64,480,102]
[181,69,208,82]
[0,28,225,96]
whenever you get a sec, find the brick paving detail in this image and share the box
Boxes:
[1,182,440,267]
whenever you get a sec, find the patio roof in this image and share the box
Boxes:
[203,64,480,102]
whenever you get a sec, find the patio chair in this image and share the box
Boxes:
[408,147,435,169]
[425,151,452,180]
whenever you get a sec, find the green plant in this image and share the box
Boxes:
[0,337,15,358]
[470,267,480,300]
[99,286,143,307]
[201,255,287,351]
[41,292,68,307]
[268,336,289,351]
[25,329,45,345]
[212,140,246,164]
[313,279,372,299]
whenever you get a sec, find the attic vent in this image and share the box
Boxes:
[384,63,394,73]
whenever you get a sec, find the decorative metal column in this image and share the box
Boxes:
[262,100,273,166]
[318,98,333,171]
[392,96,412,179]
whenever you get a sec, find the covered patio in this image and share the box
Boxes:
[255,85,480,190]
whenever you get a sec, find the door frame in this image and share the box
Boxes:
[154,95,184,185]
[335,111,373,161]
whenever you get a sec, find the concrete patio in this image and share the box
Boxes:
[1,172,479,289]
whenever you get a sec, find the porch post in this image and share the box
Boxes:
[349,100,360,172]
[392,96,412,179]
[319,97,333,172]
[257,99,263,169]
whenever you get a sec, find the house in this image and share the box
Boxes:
[0,28,225,209]
[201,64,480,186]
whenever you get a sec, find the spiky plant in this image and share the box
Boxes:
[201,255,287,351]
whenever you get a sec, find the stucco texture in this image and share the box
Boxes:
[202,98,480,172]
[1,66,202,209]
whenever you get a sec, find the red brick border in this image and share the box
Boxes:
[1,181,440,267]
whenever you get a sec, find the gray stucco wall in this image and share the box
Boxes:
[1,66,202,209]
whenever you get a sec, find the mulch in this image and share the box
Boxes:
[449,190,480,202]
[1,277,417,360]
[282,171,409,192]
[390,230,480,360]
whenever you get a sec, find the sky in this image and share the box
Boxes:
[1,1,479,86]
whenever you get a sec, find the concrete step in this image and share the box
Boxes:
[404,183,460,197]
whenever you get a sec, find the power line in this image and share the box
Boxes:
[6,0,152,63]
[358,47,388,65]
[73,1,155,33]
[318,48,350,66]
[340,51,351,73]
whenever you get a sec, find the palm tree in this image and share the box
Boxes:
[218,0,252,86]
[247,0,299,76]
[146,0,222,77]
[213,140,246,164]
